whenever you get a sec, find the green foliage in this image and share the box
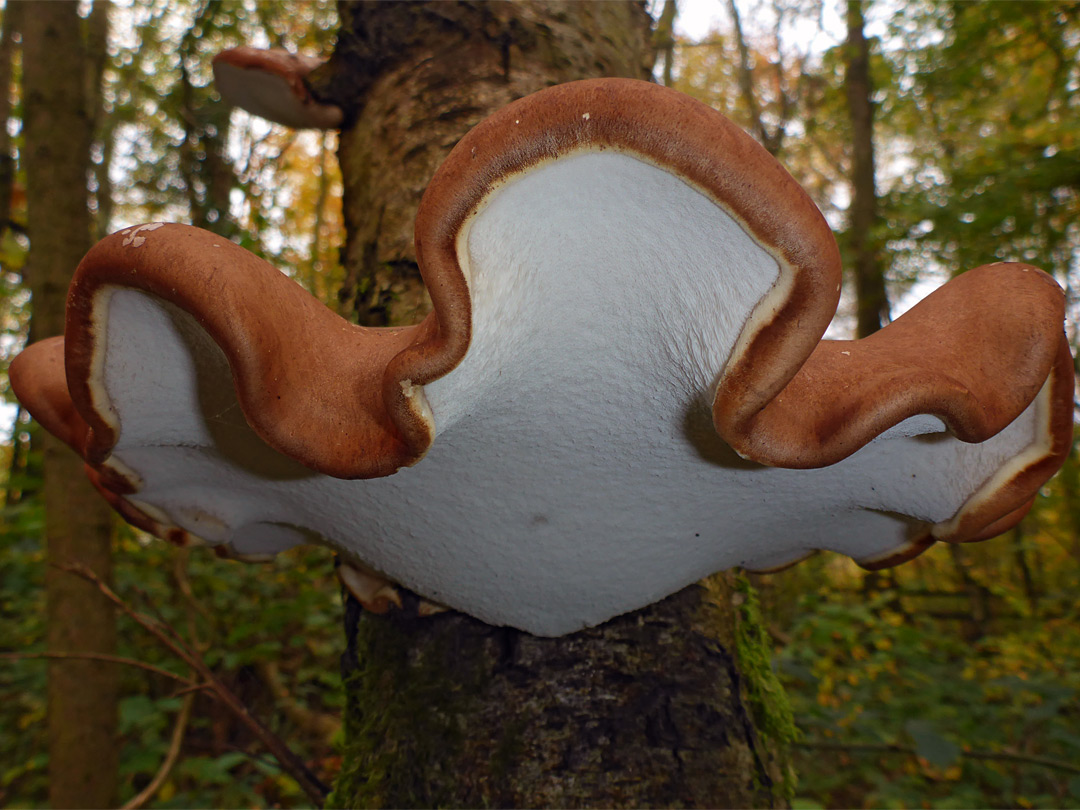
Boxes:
[881,1,1080,286]
[766,535,1080,809]
[0,472,345,807]
[109,533,343,808]
[0,482,47,806]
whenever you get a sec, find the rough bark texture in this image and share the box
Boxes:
[844,0,889,338]
[311,0,655,325]
[22,3,118,807]
[331,583,783,809]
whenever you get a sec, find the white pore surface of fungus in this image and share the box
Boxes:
[100,152,1046,636]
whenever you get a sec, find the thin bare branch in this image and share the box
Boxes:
[0,651,196,688]
[169,683,215,699]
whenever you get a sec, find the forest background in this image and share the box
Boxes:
[0,0,1078,808]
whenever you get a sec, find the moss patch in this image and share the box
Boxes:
[326,614,486,809]
[734,572,799,800]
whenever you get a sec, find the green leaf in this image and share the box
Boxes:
[1069,776,1080,800]
[1023,700,1062,722]
[1049,728,1080,750]
[119,695,159,732]
[904,719,961,768]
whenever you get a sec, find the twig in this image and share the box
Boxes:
[130,581,184,643]
[172,547,213,630]
[56,563,330,806]
[0,651,196,688]
[168,683,215,699]
[796,739,1080,775]
[121,692,195,810]
[256,660,341,743]
[54,563,202,672]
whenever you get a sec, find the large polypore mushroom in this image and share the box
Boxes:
[10,79,1073,636]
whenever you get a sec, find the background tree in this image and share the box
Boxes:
[843,0,888,337]
[22,1,117,806]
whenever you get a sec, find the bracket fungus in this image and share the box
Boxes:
[211,47,343,130]
[10,79,1073,637]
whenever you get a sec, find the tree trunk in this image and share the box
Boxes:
[179,0,237,238]
[85,0,114,240]
[332,583,784,808]
[0,1,20,243]
[653,0,677,87]
[317,3,788,806]
[844,0,888,338]
[315,0,656,326]
[22,3,118,807]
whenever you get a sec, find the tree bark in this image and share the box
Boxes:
[332,584,782,808]
[22,3,118,807]
[314,0,655,325]
[844,0,888,338]
[318,3,788,806]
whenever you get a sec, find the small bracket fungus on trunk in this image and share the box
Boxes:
[10,79,1073,636]
[211,47,343,130]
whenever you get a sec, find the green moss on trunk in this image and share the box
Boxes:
[733,574,799,800]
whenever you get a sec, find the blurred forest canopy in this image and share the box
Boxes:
[0,0,1078,807]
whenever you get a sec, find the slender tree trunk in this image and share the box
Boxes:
[307,131,333,301]
[1,3,27,510]
[653,0,677,87]
[1011,524,1039,615]
[0,1,20,242]
[727,0,769,152]
[85,0,114,239]
[947,544,990,642]
[315,3,788,806]
[179,0,237,238]
[22,3,118,807]
[844,0,888,338]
